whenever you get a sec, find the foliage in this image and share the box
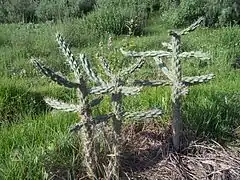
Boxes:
[0,0,38,23]
[0,0,96,23]
[164,0,240,27]
[35,0,96,22]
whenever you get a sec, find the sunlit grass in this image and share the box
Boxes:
[0,12,239,179]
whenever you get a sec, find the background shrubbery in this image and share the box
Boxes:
[0,0,96,23]
[164,0,240,27]
[1,0,239,31]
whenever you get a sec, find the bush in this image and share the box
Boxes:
[63,0,156,47]
[0,0,96,23]
[164,0,240,27]
[0,0,38,23]
[81,0,153,37]
[36,0,96,22]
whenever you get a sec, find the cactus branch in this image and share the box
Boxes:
[89,84,114,95]
[120,57,145,76]
[120,86,142,96]
[124,108,163,120]
[133,79,172,87]
[154,56,173,80]
[179,17,204,35]
[179,51,210,60]
[182,74,215,85]
[56,33,81,79]
[79,54,106,85]
[32,59,80,88]
[120,48,171,57]
[44,98,80,112]
[98,56,112,77]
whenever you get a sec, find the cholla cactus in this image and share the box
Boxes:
[32,33,114,179]
[96,41,163,179]
[32,33,164,179]
[121,17,214,151]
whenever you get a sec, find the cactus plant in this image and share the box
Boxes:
[32,33,163,179]
[32,33,116,179]
[96,44,163,178]
[121,17,215,151]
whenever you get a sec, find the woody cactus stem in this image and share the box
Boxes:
[169,31,182,151]
[76,79,96,179]
[56,34,96,178]
[110,79,125,179]
[110,91,122,179]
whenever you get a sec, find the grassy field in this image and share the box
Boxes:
[0,11,240,179]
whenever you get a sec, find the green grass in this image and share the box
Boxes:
[0,12,239,179]
[0,113,82,180]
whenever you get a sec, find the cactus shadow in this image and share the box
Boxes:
[0,84,49,125]
[120,121,174,175]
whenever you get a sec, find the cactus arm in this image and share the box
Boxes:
[56,33,81,79]
[70,113,114,133]
[179,17,204,35]
[79,54,106,85]
[179,51,210,60]
[119,86,142,96]
[124,108,163,120]
[133,79,172,87]
[154,56,174,81]
[89,84,114,95]
[44,98,80,112]
[32,59,80,88]
[98,56,112,77]
[120,48,170,57]
[182,74,215,85]
[120,57,145,76]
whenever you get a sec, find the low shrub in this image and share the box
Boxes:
[163,0,240,27]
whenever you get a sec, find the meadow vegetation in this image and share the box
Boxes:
[0,0,240,179]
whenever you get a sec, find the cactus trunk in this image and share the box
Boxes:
[170,31,182,152]
[77,79,96,179]
[79,111,96,179]
[109,91,123,179]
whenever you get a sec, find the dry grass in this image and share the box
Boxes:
[120,122,240,180]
